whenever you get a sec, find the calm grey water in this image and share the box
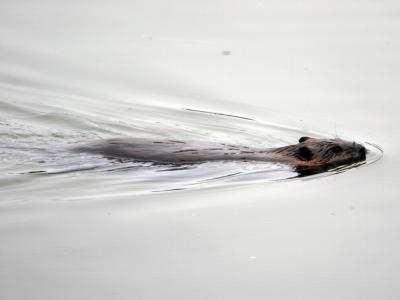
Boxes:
[0,95,383,201]
[0,1,399,300]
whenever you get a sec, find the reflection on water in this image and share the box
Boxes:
[0,83,383,201]
[0,1,396,299]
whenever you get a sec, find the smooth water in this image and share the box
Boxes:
[0,89,383,201]
[0,1,399,300]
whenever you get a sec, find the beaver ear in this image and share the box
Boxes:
[299,136,311,143]
[296,146,313,161]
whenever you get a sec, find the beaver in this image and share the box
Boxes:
[74,136,367,176]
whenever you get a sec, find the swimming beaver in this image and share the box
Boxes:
[74,136,367,176]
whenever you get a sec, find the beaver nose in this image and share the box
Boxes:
[358,146,367,159]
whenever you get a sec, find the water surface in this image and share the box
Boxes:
[0,86,382,202]
[0,1,397,300]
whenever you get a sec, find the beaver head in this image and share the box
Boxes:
[274,136,367,176]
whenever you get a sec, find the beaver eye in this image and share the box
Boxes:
[296,146,313,161]
[331,146,343,153]
[299,136,311,143]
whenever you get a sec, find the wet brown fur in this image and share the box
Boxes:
[270,137,366,175]
[74,136,367,176]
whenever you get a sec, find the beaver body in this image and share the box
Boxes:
[74,136,367,175]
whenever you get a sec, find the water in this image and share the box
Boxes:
[0,90,382,200]
[0,1,399,299]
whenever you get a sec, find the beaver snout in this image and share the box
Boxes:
[354,144,367,160]
[344,142,366,162]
